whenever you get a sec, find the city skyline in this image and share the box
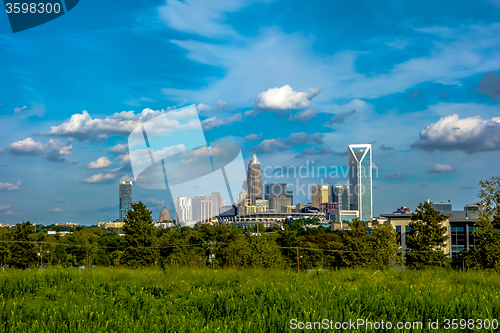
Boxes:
[1,1,500,224]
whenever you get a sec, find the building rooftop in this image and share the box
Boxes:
[249,154,260,165]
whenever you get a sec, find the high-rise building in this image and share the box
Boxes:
[265,183,287,200]
[331,185,349,210]
[209,192,224,217]
[159,207,171,221]
[175,196,192,224]
[269,196,292,213]
[287,190,293,205]
[247,155,263,205]
[312,185,329,209]
[119,181,133,221]
[193,195,213,224]
[348,144,373,221]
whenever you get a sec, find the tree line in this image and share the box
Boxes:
[1,176,499,271]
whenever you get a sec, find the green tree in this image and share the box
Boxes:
[370,223,404,269]
[121,201,158,267]
[406,202,450,269]
[341,218,372,268]
[8,221,38,269]
[462,177,500,270]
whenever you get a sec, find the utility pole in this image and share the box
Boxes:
[296,246,299,273]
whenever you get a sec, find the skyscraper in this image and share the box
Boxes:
[312,185,329,209]
[247,154,263,205]
[159,207,171,221]
[265,183,287,200]
[348,144,373,221]
[192,195,213,224]
[119,181,133,221]
[175,196,192,224]
[209,192,224,217]
[332,185,350,210]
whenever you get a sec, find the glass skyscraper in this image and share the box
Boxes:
[348,144,373,221]
[119,181,133,221]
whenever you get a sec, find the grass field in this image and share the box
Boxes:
[0,267,499,332]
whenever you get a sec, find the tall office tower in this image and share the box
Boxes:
[348,144,373,221]
[192,195,213,224]
[175,196,192,224]
[311,185,329,209]
[247,155,263,205]
[331,185,350,210]
[287,190,293,205]
[265,183,287,200]
[159,207,171,221]
[269,195,292,213]
[119,181,133,221]
[209,192,224,217]
[237,189,248,205]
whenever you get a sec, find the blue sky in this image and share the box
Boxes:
[1,0,500,224]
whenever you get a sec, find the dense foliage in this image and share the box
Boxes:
[0,267,499,332]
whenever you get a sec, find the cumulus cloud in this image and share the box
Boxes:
[109,143,128,154]
[251,138,290,154]
[84,173,116,183]
[244,109,259,117]
[0,181,21,191]
[288,109,319,124]
[88,156,113,169]
[474,72,500,102]
[285,132,324,145]
[51,208,64,212]
[245,133,262,141]
[117,153,130,163]
[380,144,394,151]
[8,137,73,162]
[425,163,456,173]
[196,103,211,112]
[411,114,500,153]
[255,85,321,110]
[213,100,230,111]
[383,172,407,179]
[251,132,325,153]
[46,107,198,141]
[202,117,224,131]
[14,106,27,114]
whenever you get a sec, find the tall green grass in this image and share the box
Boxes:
[0,268,499,332]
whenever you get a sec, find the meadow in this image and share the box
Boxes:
[0,267,499,332]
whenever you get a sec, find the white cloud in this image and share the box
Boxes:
[117,153,130,163]
[109,143,128,154]
[47,106,199,141]
[8,137,73,161]
[157,0,248,38]
[123,97,155,106]
[411,114,500,153]
[213,100,230,111]
[196,103,211,112]
[244,109,259,117]
[84,173,116,183]
[88,156,113,169]
[251,138,290,153]
[0,205,12,211]
[383,172,407,179]
[14,106,27,114]
[245,133,262,141]
[425,163,457,173]
[226,113,242,123]
[202,117,224,131]
[255,85,322,110]
[0,181,21,191]
[51,208,64,212]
